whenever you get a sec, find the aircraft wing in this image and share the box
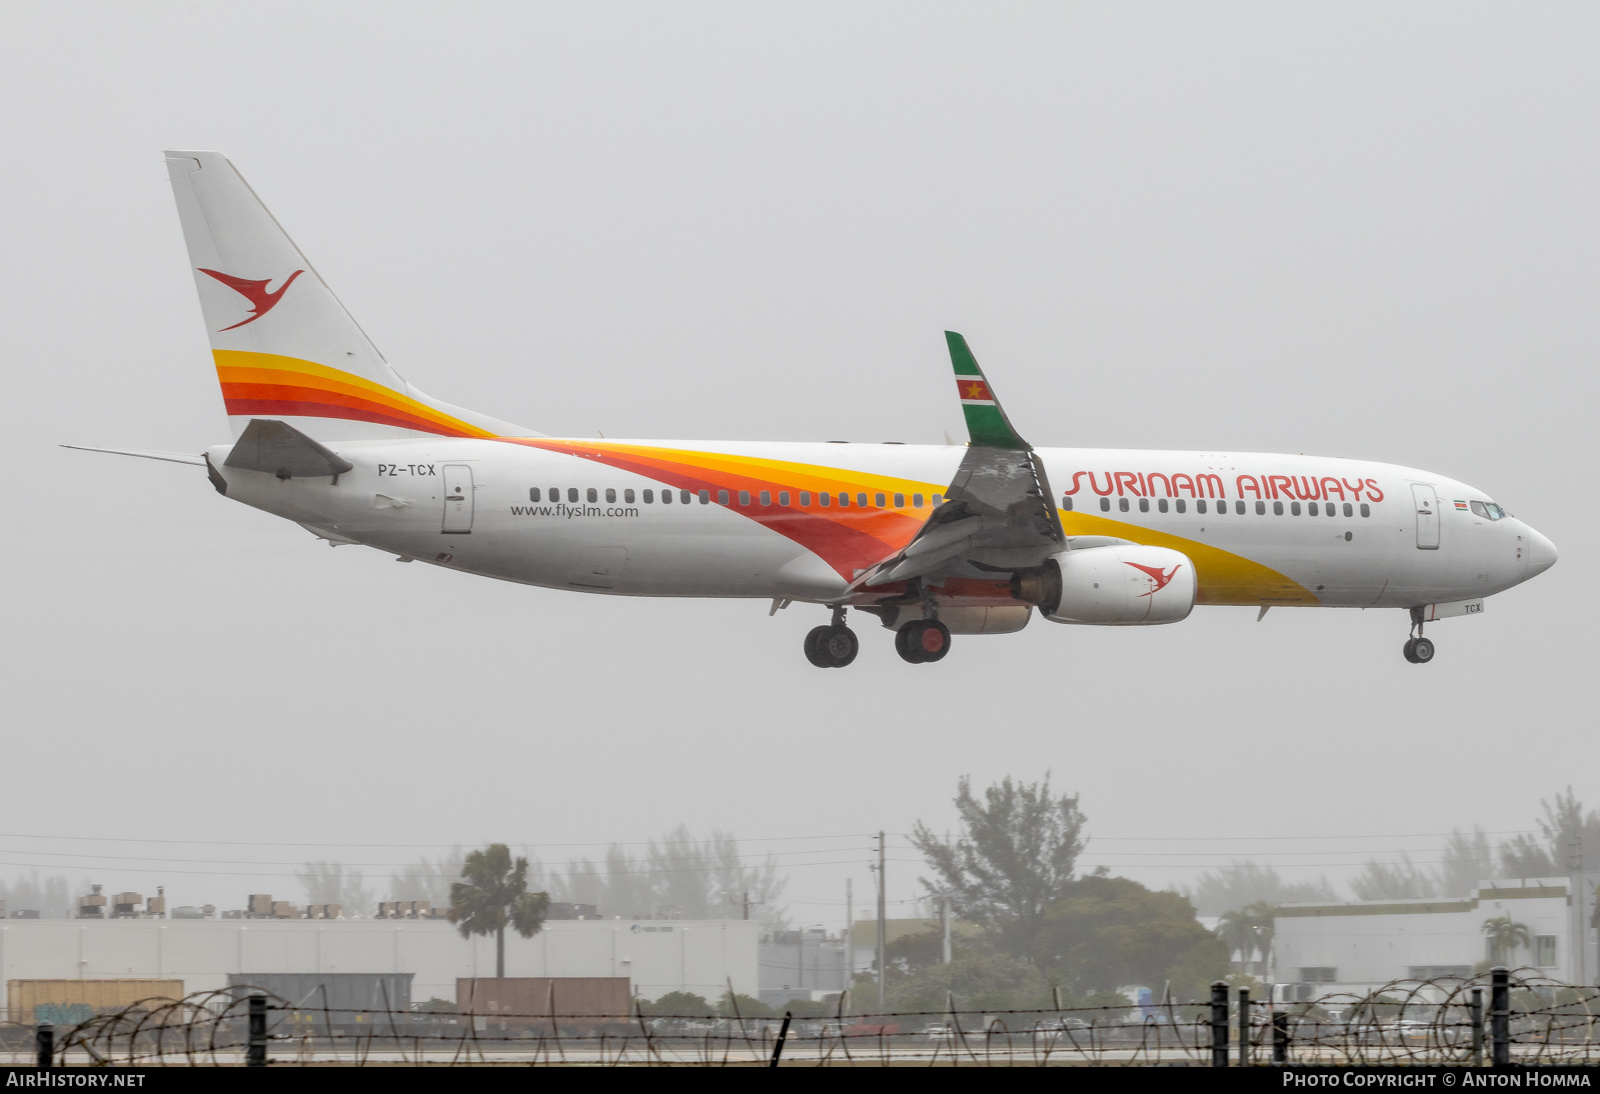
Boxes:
[853,332,1066,589]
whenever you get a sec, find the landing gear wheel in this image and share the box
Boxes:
[895,621,927,664]
[1410,636,1435,664]
[805,626,833,667]
[918,619,951,663]
[805,624,858,668]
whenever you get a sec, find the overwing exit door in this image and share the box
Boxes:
[442,464,474,533]
[1411,483,1439,550]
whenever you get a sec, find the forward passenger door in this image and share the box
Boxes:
[1411,484,1439,550]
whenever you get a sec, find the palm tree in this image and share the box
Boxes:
[1244,901,1276,981]
[448,844,551,978]
[1481,915,1531,965]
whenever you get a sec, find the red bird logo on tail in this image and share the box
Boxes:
[197,268,304,330]
[1124,560,1182,597]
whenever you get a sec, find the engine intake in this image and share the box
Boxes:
[1012,544,1196,625]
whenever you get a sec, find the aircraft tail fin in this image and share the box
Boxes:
[163,150,535,441]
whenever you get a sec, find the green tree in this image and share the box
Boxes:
[1214,901,1274,977]
[642,991,711,1017]
[1438,827,1494,897]
[1035,875,1227,1000]
[1184,861,1336,917]
[1481,914,1531,965]
[1351,855,1439,900]
[910,774,1087,957]
[448,844,550,978]
[718,991,775,1018]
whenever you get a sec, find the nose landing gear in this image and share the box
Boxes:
[1403,608,1436,663]
[804,605,859,668]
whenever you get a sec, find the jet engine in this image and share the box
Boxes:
[1011,544,1196,625]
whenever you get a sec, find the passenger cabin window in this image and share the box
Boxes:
[1235,500,1245,514]
[719,490,730,505]
[529,487,541,502]
[1176,499,1186,513]
[1359,503,1370,517]
[587,488,598,503]
[839,494,850,508]
[1273,501,1284,515]
[1342,502,1352,517]
[568,488,579,503]
[643,489,654,503]
[606,488,616,503]
[932,494,943,506]
[820,493,830,507]
[1308,501,1318,516]
[914,493,925,508]
[1290,501,1301,515]
[797,491,809,506]
[760,491,771,506]
[661,489,672,504]
[1062,496,1074,512]
[1138,498,1149,513]
[1100,497,1110,512]
[625,489,635,503]
[893,493,904,508]
[1196,499,1207,514]
[1157,498,1168,513]
[738,490,749,505]
[857,493,868,508]
[875,492,886,508]
[1118,497,1129,512]
[697,490,708,504]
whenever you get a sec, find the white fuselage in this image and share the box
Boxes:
[207,437,1557,614]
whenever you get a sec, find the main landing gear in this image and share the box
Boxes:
[895,618,951,664]
[1403,608,1436,664]
[805,606,858,668]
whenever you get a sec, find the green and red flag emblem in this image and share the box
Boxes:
[957,378,994,404]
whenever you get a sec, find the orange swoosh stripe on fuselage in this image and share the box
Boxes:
[213,351,498,439]
[502,440,1316,603]
[504,438,943,580]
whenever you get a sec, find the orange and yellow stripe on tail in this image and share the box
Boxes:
[213,350,499,438]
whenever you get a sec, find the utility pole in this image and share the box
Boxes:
[1569,834,1584,985]
[845,878,854,980]
[940,894,951,964]
[876,831,887,1010]
[743,890,749,921]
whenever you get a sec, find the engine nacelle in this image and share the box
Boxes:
[1012,545,1196,625]
[877,603,1031,635]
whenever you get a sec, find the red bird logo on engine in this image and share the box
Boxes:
[197,268,304,330]
[1124,561,1182,597]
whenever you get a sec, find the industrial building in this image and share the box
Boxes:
[1273,877,1596,998]
[0,916,758,1019]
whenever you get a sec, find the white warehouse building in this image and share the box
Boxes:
[0,917,758,1017]
[1274,878,1595,998]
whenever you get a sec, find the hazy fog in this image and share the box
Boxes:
[0,3,1593,928]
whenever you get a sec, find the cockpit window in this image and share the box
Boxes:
[1470,500,1489,519]
[1471,500,1510,521]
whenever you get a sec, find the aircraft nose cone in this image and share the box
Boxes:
[1527,529,1558,577]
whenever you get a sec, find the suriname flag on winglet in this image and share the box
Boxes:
[945,331,1031,451]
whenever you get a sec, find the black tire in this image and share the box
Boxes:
[895,621,927,664]
[919,620,952,663]
[804,625,835,668]
[1411,636,1435,663]
[1402,637,1419,664]
[822,625,859,667]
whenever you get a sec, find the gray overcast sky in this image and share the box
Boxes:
[1,2,1594,926]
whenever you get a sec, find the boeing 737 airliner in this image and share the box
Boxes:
[68,151,1558,666]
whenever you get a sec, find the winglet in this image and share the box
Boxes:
[945,332,1030,450]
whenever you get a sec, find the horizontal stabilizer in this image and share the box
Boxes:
[61,444,205,467]
[223,418,354,480]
